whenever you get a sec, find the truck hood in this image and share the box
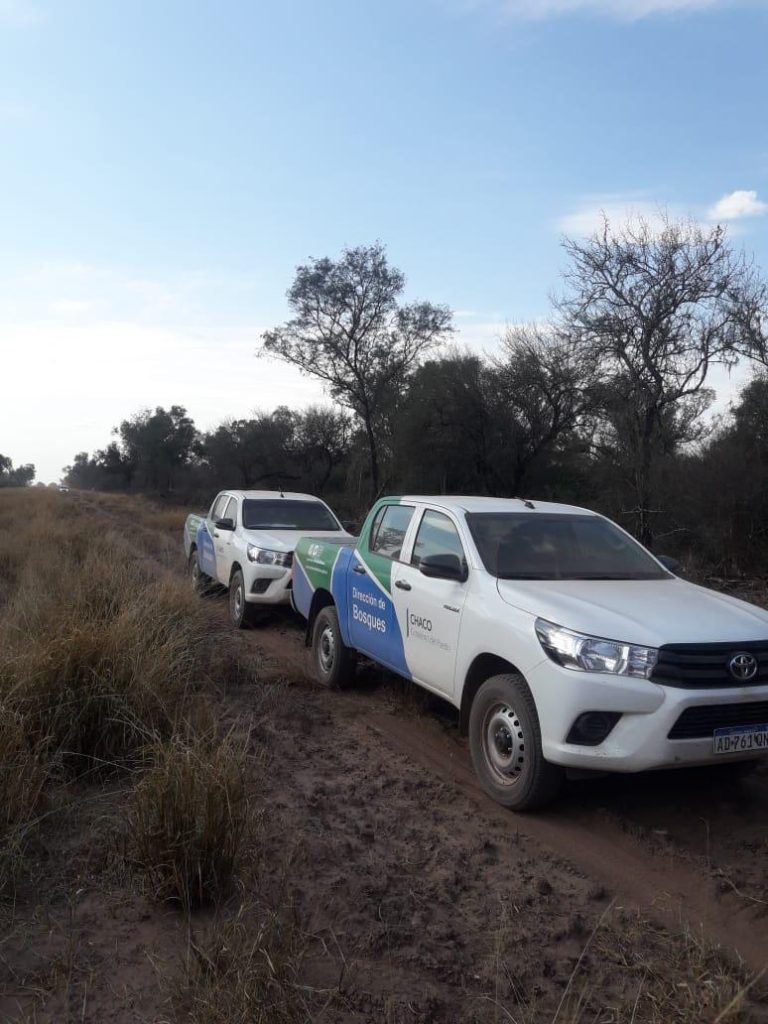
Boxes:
[496,577,768,647]
[241,528,349,553]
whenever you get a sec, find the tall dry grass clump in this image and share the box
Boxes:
[126,730,254,908]
[0,490,221,772]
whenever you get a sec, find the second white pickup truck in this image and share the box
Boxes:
[184,490,349,627]
[292,494,768,810]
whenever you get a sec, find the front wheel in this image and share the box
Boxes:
[469,673,564,811]
[312,606,357,689]
[229,569,255,629]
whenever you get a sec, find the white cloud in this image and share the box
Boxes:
[460,0,727,20]
[50,299,92,315]
[709,189,768,221]
[557,187,768,238]
[0,319,323,484]
[556,196,684,236]
[0,260,323,483]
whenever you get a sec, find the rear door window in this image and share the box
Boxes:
[368,504,414,561]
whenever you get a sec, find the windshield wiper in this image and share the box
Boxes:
[496,573,552,580]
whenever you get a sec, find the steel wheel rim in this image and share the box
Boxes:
[318,624,335,674]
[482,702,525,787]
[232,584,243,619]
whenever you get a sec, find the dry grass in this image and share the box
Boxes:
[0,710,47,894]
[0,490,224,774]
[489,902,766,1024]
[126,730,255,909]
[0,487,256,898]
[161,904,309,1024]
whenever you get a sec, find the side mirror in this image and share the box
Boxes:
[342,520,359,535]
[419,553,468,583]
[657,554,682,575]
[215,517,235,532]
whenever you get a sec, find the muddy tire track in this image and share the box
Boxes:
[228,608,768,972]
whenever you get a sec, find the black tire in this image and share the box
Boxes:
[189,548,212,597]
[312,606,357,689]
[469,673,564,811]
[229,569,255,629]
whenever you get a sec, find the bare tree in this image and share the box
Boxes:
[557,215,767,544]
[260,243,452,499]
[490,325,596,492]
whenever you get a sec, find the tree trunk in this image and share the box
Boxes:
[636,409,655,548]
[364,413,380,501]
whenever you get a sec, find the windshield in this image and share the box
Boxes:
[242,499,340,532]
[465,512,669,581]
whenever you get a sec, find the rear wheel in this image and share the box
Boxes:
[469,673,564,811]
[312,606,357,689]
[189,548,212,596]
[229,569,255,629]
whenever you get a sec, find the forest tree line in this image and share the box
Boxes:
[62,218,768,573]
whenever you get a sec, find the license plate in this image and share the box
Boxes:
[713,723,768,755]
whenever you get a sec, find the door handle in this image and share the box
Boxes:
[353,564,366,575]
[395,579,411,591]
[213,531,220,538]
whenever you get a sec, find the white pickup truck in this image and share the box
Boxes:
[184,490,349,627]
[293,495,768,810]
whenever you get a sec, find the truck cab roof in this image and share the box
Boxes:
[224,490,330,502]
[399,495,597,517]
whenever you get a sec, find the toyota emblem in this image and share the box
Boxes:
[728,652,758,681]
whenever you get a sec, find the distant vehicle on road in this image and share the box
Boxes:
[292,494,768,810]
[184,490,349,627]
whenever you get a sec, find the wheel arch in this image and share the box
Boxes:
[459,653,523,735]
[229,561,243,582]
[305,588,336,646]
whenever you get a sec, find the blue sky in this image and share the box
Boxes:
[1,0,767,481]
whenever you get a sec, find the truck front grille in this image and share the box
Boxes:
[668,701,768,739]
[651,641,768,689]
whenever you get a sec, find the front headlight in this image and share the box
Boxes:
[246,545,293,568]
[535,618,657,679]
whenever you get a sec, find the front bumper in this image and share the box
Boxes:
[528,658,768,772]
[244,565,292,606]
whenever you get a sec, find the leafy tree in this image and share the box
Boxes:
[0,454,35,487]
[557,216,767,544]
[261,243,453,499]
[201,410,299,490]
[116,405,198,492]
[396,353,493,493]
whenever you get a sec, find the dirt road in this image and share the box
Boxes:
[237,602,768,980]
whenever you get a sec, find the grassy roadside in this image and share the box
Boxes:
[0,488,765,1023]
[0,488,300,1021]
